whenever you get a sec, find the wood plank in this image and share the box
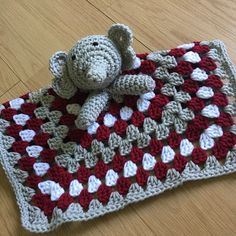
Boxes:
[0,0,148,87]
[89,0,236,63]
[131,175,236,235]
[0,82,29,104]
[0,58,19,96]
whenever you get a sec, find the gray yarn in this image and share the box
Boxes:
[0,40,235,233]
[106,74,155,95]
[75,91,110,129]
[49,24,155,129]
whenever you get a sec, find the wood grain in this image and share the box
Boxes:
[0,0,235,235]
[0,59,19,97]
[0,82,29,104]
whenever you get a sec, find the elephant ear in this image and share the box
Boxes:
[108,24,137,70]
[49,51,67,78]
[49,51,77,99]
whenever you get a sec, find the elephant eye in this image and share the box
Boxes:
[71,55,76,60]
[92,42,99,46]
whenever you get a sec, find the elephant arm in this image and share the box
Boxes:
[75,91,110,130]
[52,76,78,99]
[107,74,155,95]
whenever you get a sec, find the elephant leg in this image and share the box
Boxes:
[75,91,110,130]
[107,74,155,95]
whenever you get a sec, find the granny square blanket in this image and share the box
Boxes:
[0,40,235,232]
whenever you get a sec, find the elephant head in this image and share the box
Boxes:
[49,24,137,98]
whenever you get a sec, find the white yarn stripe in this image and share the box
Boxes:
[177,43,194,50]
[200,133,215,150]
[105,169,119,186]
[103,113,117,127]
[9,98,24,110]
[13,114,30,126]
[137,98,150,112]
[120,106,133,120]
[142,153,156,171]
[205,124,223,138]
[38,180,55,195]
[123,160,137,177]
[201,105,220,118]
[19,129,36,142]
[33,162,50,176]
[191,68,208,81]
[88,175,101,193]
[69,179,83,197]
[180,139,194,156]
[50,183,65,201]
[182,51,201,63]
[38,180,64,201]
[26,145,43,158]
[196,86,214,99]
[140,92,155,100]
[87,122,99,135]
[161,145,175,163]
[132,57,141,69]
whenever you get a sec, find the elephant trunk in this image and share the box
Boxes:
[86,62,107,85]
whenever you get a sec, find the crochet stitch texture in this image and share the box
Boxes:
[0,38,236,232]
[50,24,155,130]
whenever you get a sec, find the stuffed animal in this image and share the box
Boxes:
[49,24,155,130]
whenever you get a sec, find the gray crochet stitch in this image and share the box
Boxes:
[49,24,155,129]
[0,40,235,233]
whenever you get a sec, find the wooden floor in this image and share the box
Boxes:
[0,0,236,235]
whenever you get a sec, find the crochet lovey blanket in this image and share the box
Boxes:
[0,40,235,232]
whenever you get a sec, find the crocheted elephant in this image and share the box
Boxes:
[49,24,155,130]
